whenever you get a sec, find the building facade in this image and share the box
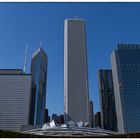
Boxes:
[98,69,117,131]
[0,69,31,132]
[95,112,101,128]
[111,44,140,133]
[52,114,58,122]
[47,116,50,123]
[44,108,49,123]
[89,101,94,127]
[30,47,47,125]
[59,114,64,124]
[64,18,90,124]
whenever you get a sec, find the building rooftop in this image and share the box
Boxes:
[32,47,47,59]
[65,18,85,22]
[0,69,23,74]
[118,44,140,50]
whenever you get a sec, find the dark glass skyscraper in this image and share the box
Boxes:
[95,112,101,128]
[98,69,117,131]
[111,44,140,133]
[89,100,94,127]
[44,108,49,123]
[30,47,47,125]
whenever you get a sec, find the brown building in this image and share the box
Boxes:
[55,114,64,124]
[59,115,64,124]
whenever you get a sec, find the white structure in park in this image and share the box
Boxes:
[22,119,119,137]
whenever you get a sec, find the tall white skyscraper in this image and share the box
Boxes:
[64,18,90,124]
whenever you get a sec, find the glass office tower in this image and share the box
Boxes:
[95,112,101,128]
[89,100,94,127]
[98,69,117,131]
[111,44,140,133]
[64,18,90,124]
[30,47,47,125]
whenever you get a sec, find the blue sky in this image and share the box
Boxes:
[1,2,140,116]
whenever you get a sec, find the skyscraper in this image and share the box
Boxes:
[98,69,117,131]
[95,112,101,128]
[30,47,47,126]
[44,108,49,123]
[64,18,90,124]
[0,69,31,132]
[89,101,94,127]
[59,114,64,124]
[111,44,140,133]
[52,114,58,122]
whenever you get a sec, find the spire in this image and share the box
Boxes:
[40,41,42,49]
[23,44,29,73]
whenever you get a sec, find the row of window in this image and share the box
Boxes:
[121,63,140,67]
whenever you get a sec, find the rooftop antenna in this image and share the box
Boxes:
[40,41,42,48]
[23,44,29,73]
